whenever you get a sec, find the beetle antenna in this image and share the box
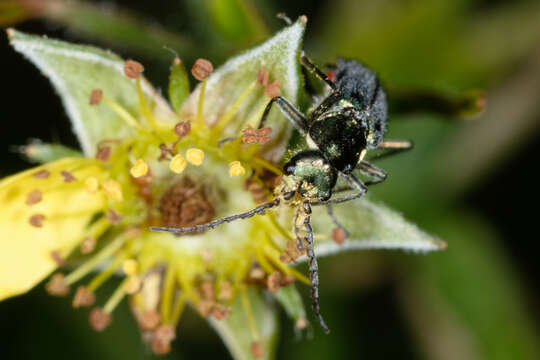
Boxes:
[150,195,289,234]
[302,201,330,334]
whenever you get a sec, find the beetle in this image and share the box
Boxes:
[151,53,412,334]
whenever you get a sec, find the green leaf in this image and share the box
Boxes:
[273,285,307,328]
[310,197,446,257]
[208,288,278,360]
[18,141,82,164]
[8,29,174,156]
[168,57,191,113]
[179,17,306,161]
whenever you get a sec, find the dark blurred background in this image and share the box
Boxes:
[1,0,540,359]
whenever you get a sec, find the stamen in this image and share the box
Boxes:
[64,235,127,285]
[101,96,144,130]
[228,161,246,177]
[160,266,176,322]
[25,189,42,205]
[86,255,126,292]
[174,121,191,138]
[130,159,149,178]
[50,250,65,266]
[80,236,97,254]
[152,325,176,355]
[218,281,233,301]
[186,148,204,165]
[257,68,269,86]
[264,81,281,98]
[332,228,346,245]
[139,310,161,330]
[213,81,257,133]
[192,59,213,128]
[73,286,95,308]
[45,273,70,296]
[103,278,128,314]
[33,169,50,179]
[135,77,160,132]
[61,170,77,183]
[124,60,144,79]
[266,272,281,292]
[169,154,187,174]
[102,179,123,201]
[125,276,142,294]
[89,308,111,331]
[251,342,264,358]
[170,293,187,325]
[210,303,232,320]
[89,89,103,105]
[106,209,123,224]
[122,259,138,276]
[85,177,99,193]
[96,146,112,162]
[191,58,213,81]
[240,285,260,340]
[29,214,45,227]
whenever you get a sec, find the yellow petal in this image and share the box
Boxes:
[0,158,106,300]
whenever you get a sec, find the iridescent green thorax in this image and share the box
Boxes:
[283,151,337,201]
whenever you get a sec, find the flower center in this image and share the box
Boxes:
[159,177,215,229]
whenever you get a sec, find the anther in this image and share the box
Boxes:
[122,259,138,276]
[266,272,281,292]
[33,169,50,179]
[218,281,233,301]
[80,236,97,254]
[228,161,246,177]
[280,274,296,286]
[264,81,281,98]
[130,159,149,178]
[332,228,346,245]
[242,126,258,144]
[25,189,42,205]
[201,282,214,300]
[295,318,309,330]
[257,68,269,86]
[61,170,77,183]
[191,58,213,81]
[256,127,272,144]
[197,299,214,317]
[124,60,144,79]
[138,310,161,330]
[251,342,264,358]
[89,89,103,105]
[105,209,122,224]
[73,286,95,308]
[89,308,111,331]
[50,250,65,266]
[169,154,187,173]
[211,304,232,320]
[186,148,204,165]
[96,146,111,161]
[152,325,176,355]
[102,179,123,201]
[29,214,45,227]
[125,276,142,294]
[174,121,191,138]
[85,177,99,193]
[45,273,70,296]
